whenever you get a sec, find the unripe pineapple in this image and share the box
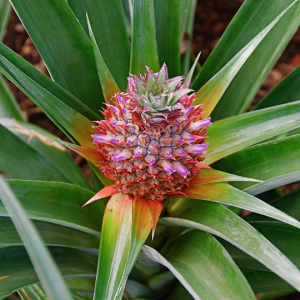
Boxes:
[92,64,211,201]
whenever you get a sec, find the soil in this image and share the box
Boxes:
[3,1,300,299]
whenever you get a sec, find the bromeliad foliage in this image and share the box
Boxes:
[1,0,300,299]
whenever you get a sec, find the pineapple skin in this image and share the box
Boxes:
[92,65,211,201]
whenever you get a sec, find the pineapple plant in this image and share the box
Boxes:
[1,0,300,299]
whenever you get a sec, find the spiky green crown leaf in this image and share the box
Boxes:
[128,64,193,112]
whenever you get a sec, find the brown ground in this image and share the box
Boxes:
[3,1,300,299]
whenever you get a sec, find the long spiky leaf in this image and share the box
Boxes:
[10,0,105,113]
[130,0,160,75]
[0,177,73,300]
[161,201,300,292]
[193,0,300,118]
[0,43,96,147]
[182,182,300,230]
[87,15,121,104]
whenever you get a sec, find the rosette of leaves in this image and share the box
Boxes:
[1,0,300,299]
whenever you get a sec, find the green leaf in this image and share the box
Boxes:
[160,201,300,291]
[53,139,102,172]
[93,195,153,300]
[143,230,256,300]
[162,282,194,300]
[205,101,300,165]
[0,216,99,250]
[224,221,300,271]
[191,168,261,185]
[180,0,197,77]
[71,292,92,300]
[133,251,161,279]
[1,118,90,189]
[0,42,99,121]
[0,246,97,297]
[183,52,201,88]
[0,124,70,182]
[154,0,180,77]
[213,134,300,192]
[193,0,300,118]
[67,0,130,90]
[0,74,23,120]
[192,0,300,121]
[93,194,132,300]
[130,0,160,75]
[125,280,155,299]
[256,189,284,204]
[0,1,23,121]
[89,164,105,191]
[18,285,47,300]
[10,0,104,113]
[66,276,163,300]
[0,177,73,300]
[254,65,300,111]
[219,221,300,272]
[66,278,95,294]
[244,171,300,196]
[89,164,114,187]
[121,4,132,42]
[0,43,97,147]
[1,180,104,236]
[147,272,174,294]
[52,138,109,187]
[272,127,300,142]
[0,0,10,40]
[183,182,300,230]
[247,189,300,221]
[246,271,295,300]
[87,17,121,104]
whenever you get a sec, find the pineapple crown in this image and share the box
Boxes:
[127,63,193,113]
